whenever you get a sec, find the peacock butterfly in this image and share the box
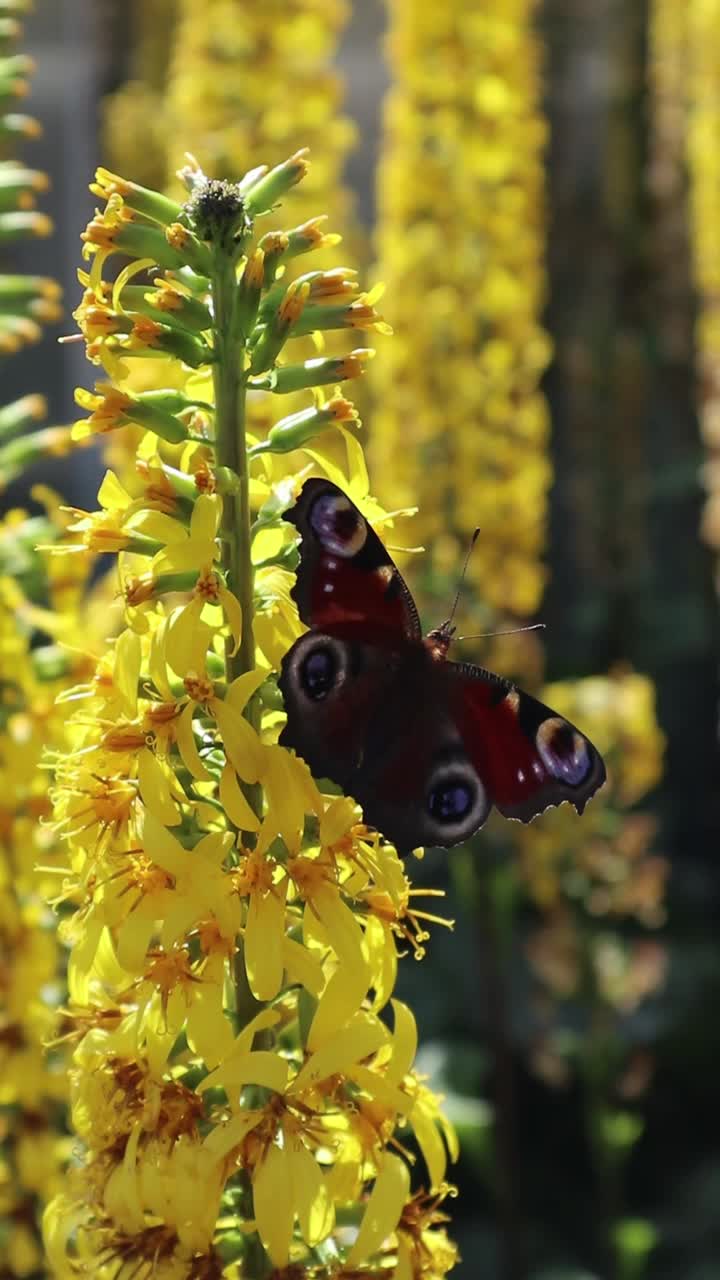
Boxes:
[278,479,606,854]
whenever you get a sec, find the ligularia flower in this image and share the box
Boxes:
[42,153,459,1279]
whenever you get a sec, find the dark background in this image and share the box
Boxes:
[5,3,720,1277]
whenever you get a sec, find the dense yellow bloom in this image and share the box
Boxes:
[42,156,458,1279]
[0,510,102,1279]
[372,0,552,621]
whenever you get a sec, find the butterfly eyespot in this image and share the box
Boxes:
[536,717,590,786]
[309,492,367,557]
[427,779,474,822]
[299,645,338,701]
[422,755,490,843]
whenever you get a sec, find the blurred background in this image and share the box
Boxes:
[3,2,720,1277]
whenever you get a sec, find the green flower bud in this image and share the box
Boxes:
[243,149,310,216]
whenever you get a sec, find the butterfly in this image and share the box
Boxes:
[278,479,606,854]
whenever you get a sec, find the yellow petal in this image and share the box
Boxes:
[292,1014,387,1094]
[165,598,213,678]
[289,1138,334,1247]
[98,469,132,510]
[219,762,261,830]
[142,810,188,876]
[385,1001,418,1086]
[114,627,141,717]
[226,667,267,713]
[148,616,174,700]
[186,981,236,1069]
[396,1236,414,1280]
[412,1103,447,1189]
[103,1123,144,1232]
[160,895,201,951]
[235,1007,282,1054]
[282,936,324,998]
[176,701,212,780]
[348,1063,412,1115]
[319,795,357,846]
[324,1153,362,1205]
[115,913,155,976]
[219,583,243,656]
[307,962,369,1053]
[191,492,221,542]
[342,426,369,494]
[246,877,288,1001]
[365,916,397,1011]
[253,1142,294,1268]
[211,698,264,783]
[140,510,188,544]
[203,1109,263,1160]
[137,749,179,824]
[311,884,367,982]
[346,1152,410,1266]
[199,1049,289,1097]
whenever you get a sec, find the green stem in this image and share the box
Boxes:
[211,256,256,698]
[211,252,263,1039]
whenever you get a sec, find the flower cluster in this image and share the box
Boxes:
[104,0,356,243]
[42,156,459,1279]
[371,0,552,620]
[0,499,100,1277]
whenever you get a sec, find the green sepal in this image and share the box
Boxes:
[0,112,36,141]
[0,207,51,242]
[251,354,359,395]
[0,393,44,441]
[123,400,189,443]
[110,222,212,276]
[107,177,181,227]
[119,283,212,335]
[282,300,359,337]
[243,151,309,216]
[249,403,345,455]
[0,273,57,303]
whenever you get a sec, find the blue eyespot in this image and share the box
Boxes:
[427,780,473,823]
[309,492,367,557]
[300,646,337,701]
[536,717,590,786]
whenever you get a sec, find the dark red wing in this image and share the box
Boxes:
[449,660,606,822]
[284,478,421,640]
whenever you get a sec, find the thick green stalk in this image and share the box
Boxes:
[211,255,265,1055]
[212,255,256,698]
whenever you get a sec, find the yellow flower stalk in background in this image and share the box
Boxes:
[686,0,720,569]
[0,8,87,1273]
[0,500,100,1277]
[0,0,68,490]
[372,0,552,623]
[42,154,458,1279]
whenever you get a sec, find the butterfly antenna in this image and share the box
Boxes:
[457,622,546,641]
[446,528,480,630]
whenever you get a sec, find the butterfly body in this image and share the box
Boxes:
[278,479,606,854]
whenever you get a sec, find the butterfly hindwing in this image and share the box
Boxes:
[449,661,607,823]
[280,638,491,854]
[278,625,404,792]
